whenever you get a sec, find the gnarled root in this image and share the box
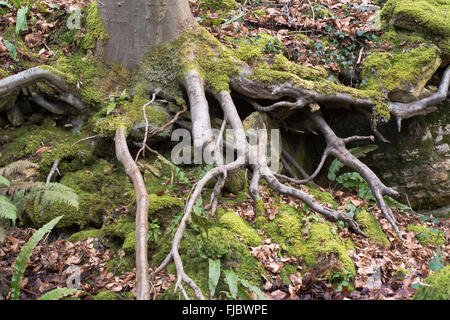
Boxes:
[0,67,85,121]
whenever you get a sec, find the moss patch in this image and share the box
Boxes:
[407,224,446,246]
[93,291,119,300]
[219,211,262,246]
[381,0,450,37]
[199,0,238,10]
[68,229,100,243]
[256,207,355,278]
[148,193,184,228]
[413,265,450,300]
[355,210,390,246]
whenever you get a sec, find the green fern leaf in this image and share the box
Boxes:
[39,288,84,300]
[0,175,10,187]
[0,195,17,224]
[10,216,63,300]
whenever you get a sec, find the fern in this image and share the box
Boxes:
[33,183,79,210]
[38,288,84,300]
[0,160,38,178]
[0,195,17,225]
[11,215,63,300]
[0,175,10,187]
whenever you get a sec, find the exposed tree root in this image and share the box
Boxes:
[1,52,448,301]
[115,127,150,300]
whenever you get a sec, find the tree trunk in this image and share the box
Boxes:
[98,0,195,69]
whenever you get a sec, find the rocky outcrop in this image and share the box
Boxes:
[331,100,449,215]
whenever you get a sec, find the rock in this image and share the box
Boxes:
[331,100,450,211]
[6,105,25,127]
[361,45,442,103]
[129,102,172,145]
[243,112,282,171]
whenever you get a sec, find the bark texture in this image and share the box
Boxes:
[98,0,195,69]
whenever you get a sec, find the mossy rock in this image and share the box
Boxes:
[148,193,184,228]
[361,45,442,102]
[26,161,133,229]
[93,291,119,300]
[219,211,262,247]
[381,0,450,37]
[413,265,450,300]
[198,0,238,10]
[157,227,265,299]
[304,184,339,209]
[68,229,101,243]
[256,207,355,278]
[0,125,95,171]
[407,224,446,246]
[223,170,246,194]
[355,210,390,246]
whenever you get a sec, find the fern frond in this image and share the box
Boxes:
[33,183,79,210]
[0,160,38,178]
[0,195,17,224]
[1,181,39,198]
[10,216,63,300]
[0,175,10,188]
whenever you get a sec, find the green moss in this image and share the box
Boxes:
[43,52,128,107]
[407,224,446,246]
[199,0,238,10]
[280,264,298,285]
[394,267,410,279]
[219,211,262,246]
[0,125,95,170]
[413,265,450,300]
[304,184,339,209]
[158,227,265,299]
[93,291,119,300]
[254,198,266,217]
[251,9,265,17]
[224,170,246,194]
[257,209,356,278]
[26,160,133,229]
[355,210,390,246]
[80,1,109,50]
[361,45,441,96]
[68,229,101,243]
[148,193,184,228]
[101,216,136,254]
[381,0,450,37]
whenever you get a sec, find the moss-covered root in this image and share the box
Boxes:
[413,266,450,300]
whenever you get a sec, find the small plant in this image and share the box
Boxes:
[106,89,127,115]
[10,216,63,300]
[428,248,445,271]
[147,219,161,242]
[208,259,265,300]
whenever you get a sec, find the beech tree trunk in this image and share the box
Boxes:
[98,0,195,69]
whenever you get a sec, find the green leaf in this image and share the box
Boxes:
[428,258,444,271]
[106,102,117,115]
[0,175,10,187]
[11,216,63,300]
[223,270,238,299]
[0,195,17,224]
[4,40,18,62]
[208,259,221,298]
[239,279,266,300]
[16,6,29,35]
[39,288,83,300]
[0,1,12,8]
[411,283,421,290]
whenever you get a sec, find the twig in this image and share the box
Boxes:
[135,91,159,162]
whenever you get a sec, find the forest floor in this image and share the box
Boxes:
[0,0,449,300]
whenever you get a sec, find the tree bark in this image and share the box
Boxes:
[98,0,195,69]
